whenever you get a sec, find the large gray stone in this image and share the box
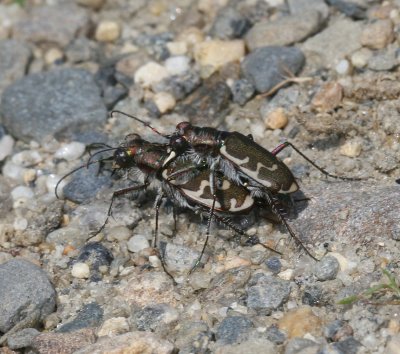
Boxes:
[241,46,305,93]
[0,259,56,333]
[0,40,31,98]
[1,68,107,142]
[301,17,363,68]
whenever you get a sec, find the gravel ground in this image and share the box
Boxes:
[0,0,400,353]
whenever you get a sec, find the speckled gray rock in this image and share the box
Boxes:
[285,338,320,354]
[302,284,324,306]
[57,302,103,333]
[13,4,89,47]
[301,17,363,67]
[326,0,367,19]
[0,40,31,97]
[246,273,291,314]
[133,303,179,332]
[0,259,56,333]
[314,256,340,281]
[6,328,40,350]
[209,7,251,40]
[175,321,211,354]
[1,68,107,142]
[288,0,329,20]
[245,11,322,50]
[367,47,398,71]
[241,46,305,93]
[230,78,255,106]
[216,338,277,354]
[294,183,400,247]
[215,316,254,345]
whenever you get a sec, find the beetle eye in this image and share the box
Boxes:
[114,149,129,167]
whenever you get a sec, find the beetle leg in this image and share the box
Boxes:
[271,141,361,181]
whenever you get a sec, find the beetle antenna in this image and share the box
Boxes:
[111,110,171,138]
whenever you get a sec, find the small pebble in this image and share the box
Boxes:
[71,262,90,279]
[361,19,394,49]
[97,317,129,337]
[335,59,352,75]
[350,48,373,68]
[166,41,188,56]
[0,135,14,161]
[278,306,323,338]
[127,235,150,253]
[106,226,131,242]
[46,174,64,196]
[2,161,25,182]
[23,169,36,184]
[339,140,362,157]
[44,47,63,65]
[265,256,282,274]
[164,56,190,76]
[54,142,85,161]
[11,185,34,200]
[229,78,255,105]
[95,20,121,42]
[177,27,204,49]
[312,82,343,111]
[278,268,294,281]
[13,217,28,231]
[152,91,176,114]
[12,150,43,167]
[134,61,169,88]
[215,316,254,345]
[148,255,161,268]
[314,256,340,281]
[264,107,289,130]
[194,39,245,76]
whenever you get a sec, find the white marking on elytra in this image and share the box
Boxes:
[162,150,176,167]
[228,195,254,212]
[220,145,277,188]
[279,181,298,194]
[220,180,231,190]
[181,180,222,209]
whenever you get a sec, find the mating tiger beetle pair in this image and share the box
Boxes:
[56,110,360,281]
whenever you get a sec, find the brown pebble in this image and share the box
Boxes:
[31,329,96,354]
[312,82,343,111]
[361,19,394,49]
[264,108,289,130]
[278,306,323,338]
[62,244,76,256]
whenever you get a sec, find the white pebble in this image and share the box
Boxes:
[335,59,351,75]
[339,141,362,157]
[2,161,25,182]
[71,262,90,279]
[13,217,28,231]
[134,62,169,88]
[153,92,176,114]
[46,174,65,196]
[54,142,85,161]
[12,150,42,167]
[149,255,161,268]
[164,56,190,76]
[278,268,294,280]
[166,41,188,56]
[0,135,14,161]
[127,234,150,253]
[95,20,121,42]
[351,48,372,68]
[11,186,34,200]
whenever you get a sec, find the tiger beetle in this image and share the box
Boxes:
[55,134,282,281]
[110,110,361,260]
